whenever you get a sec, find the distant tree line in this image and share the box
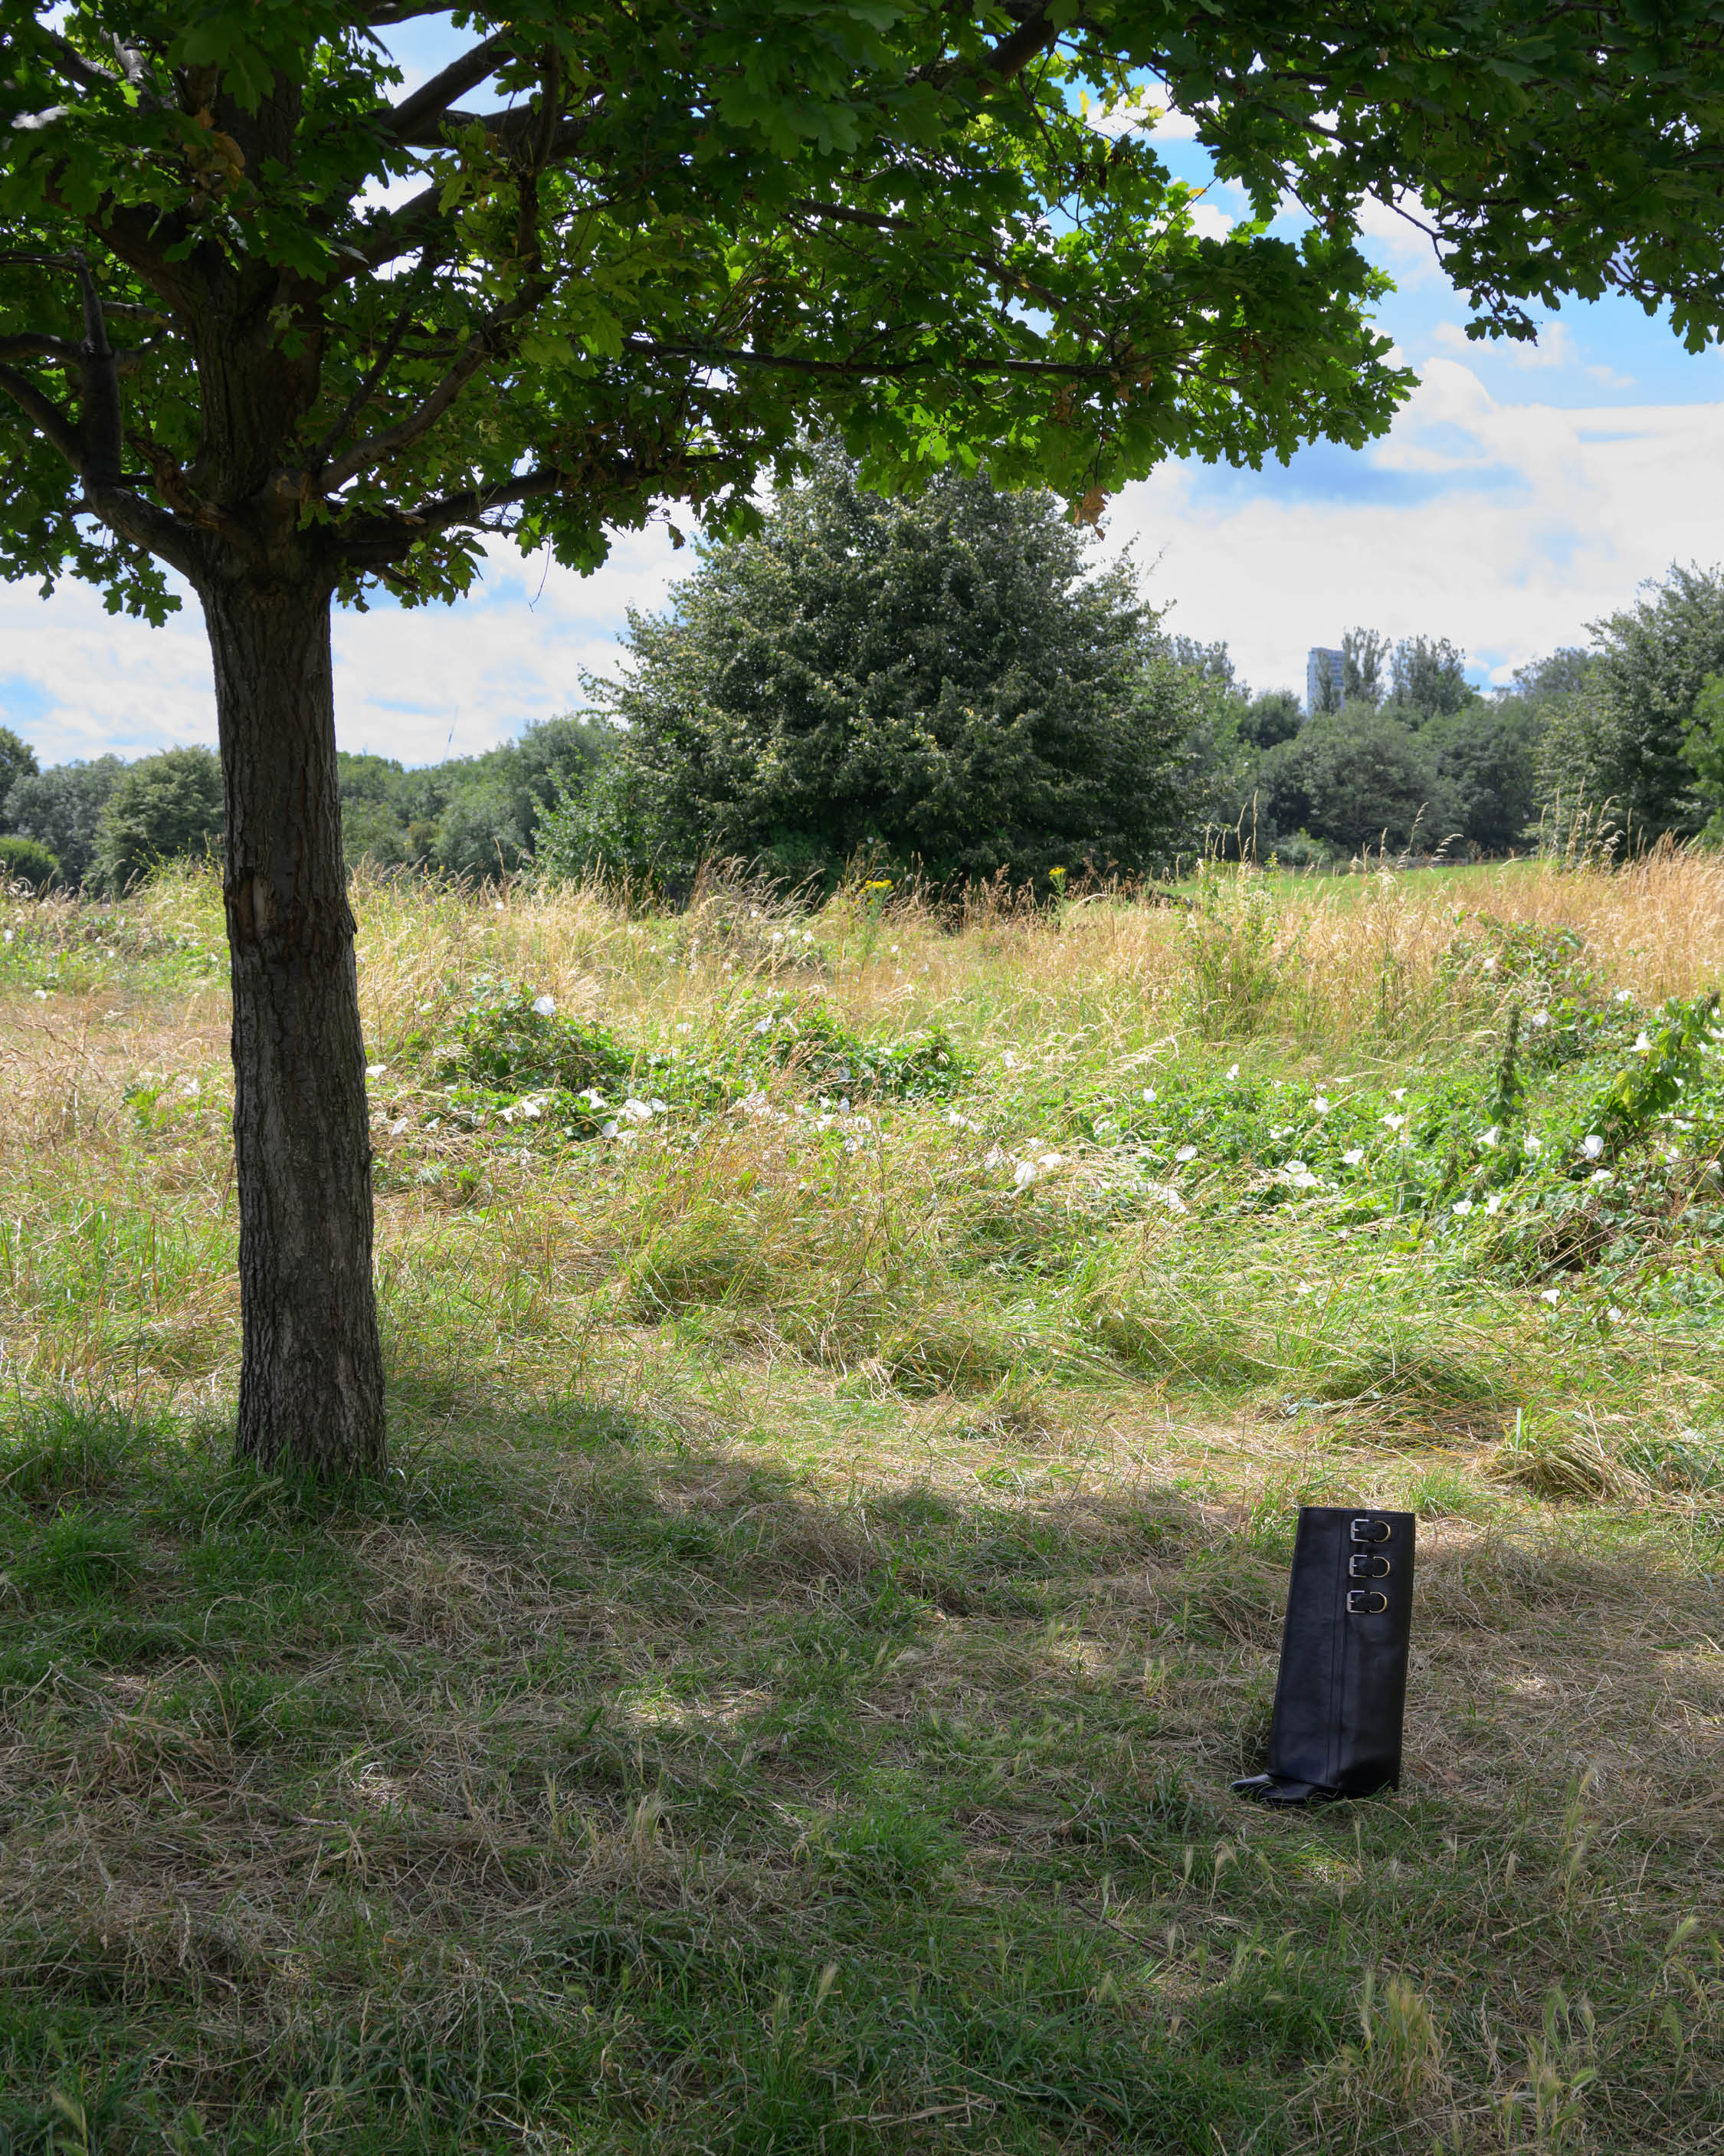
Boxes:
[7,464,1724,895]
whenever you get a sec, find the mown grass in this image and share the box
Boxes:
[0,850,1722,2152]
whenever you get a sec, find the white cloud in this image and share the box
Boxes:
[1187,202,1234,241]
[1098,359,1724,691]
[1084,90,1201,142]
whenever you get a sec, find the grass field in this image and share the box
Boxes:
[2,848,1722,2154]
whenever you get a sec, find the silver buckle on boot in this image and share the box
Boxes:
[1350,1517,1391,1544]
[1346,1588,1389,1615]
[1349,1553,1391,1579]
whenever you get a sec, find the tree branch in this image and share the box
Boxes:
[320,325,497,493]
[310,263,438,469]
[382,31,514,144]
[336,463,571,563]
[34,27,120,95]
[0,333,83,366]
[0,362,87,471]
[80,480,202,579]
[74,254,123,487]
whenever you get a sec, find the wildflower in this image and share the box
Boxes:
[532,994,556,1017]
[890,943,900,955]
[1480,1126,1499,1147]
[1614,989,1632,1003]
[1391,1088,1408,1101]
[676,1022,691,1034]
[770,930,784,944]
[1037,1152,1064,1171]
[2,930,11,943]
[1540,1288,1560,1304]
[1342,1147,1365,1167]
[32,989,47,1000]
[1226,1063,1240,1081]
[1608,1306,1624,1322]
[1589,1169,1612,1185]
[1485,1193,1503,1215]
[601,1120,619,1138]
[1295,1281,1314,1297]
[389,1117,408,1136]
[1093,1117,1116,1136]
[1523,1134,1542,1154]
[1283,1163,1320,1190]
[1142,1086,1156,1102]
[1530,1009,1549,1029]
[752,1015,773,1035]
[1452,1199,1473,1216]
[984,1144,1007,1169]
[1002,1050,1018,1069]
[1285,1158,1309,1175]
[1483,955,1498,972]
[493,901,504,912]
[1382,1114,1406,1131]
[948,1109,978,1131]
[521,1099,544,1121]
[1581,1134,1604,1160]
[578,1088,607,1108]
[1174,1144,1198,1163]
[650,1098,667,1114]
[1632,1030,1652,1053]
[1014,1160,1037,1188]
[1313,1095,1332,1114]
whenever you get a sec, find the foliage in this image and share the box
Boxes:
[0,724,37,807]
[1342,627,1389,707]
[1688,674,1724,845]
[0,832,60,891]
[434,992,634,1101]
[1259,703,1445,855]
[93,747,224,893]
[546,458,1199,888]
[1422,701,1540,852]
[1389,635,1473,717]
[2,755,123,886]
[768,1004,969,1101]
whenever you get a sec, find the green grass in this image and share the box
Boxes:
[1,855,1722,2152]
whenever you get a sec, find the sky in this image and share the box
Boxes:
[5,30,1724,767]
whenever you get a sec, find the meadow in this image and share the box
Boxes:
[1,847,1722,2154]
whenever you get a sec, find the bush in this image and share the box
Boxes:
[93,746,224,891]
[0,724,38,808]
[2,756,122,886]
[0,833,61,890]
[1259,703,1445,854]
[544,453,1196,889]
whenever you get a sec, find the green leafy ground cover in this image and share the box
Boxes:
[1,856,1722,2152]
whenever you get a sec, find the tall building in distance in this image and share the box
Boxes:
[1306,646,1343,714]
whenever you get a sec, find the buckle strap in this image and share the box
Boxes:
[1349,1553,1391,1579]
[1350,1516,1391,1544]
[1346,1588,1389,1615]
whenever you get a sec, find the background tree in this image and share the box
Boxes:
[2,755,123,885]
[8,3,1724,1475]
[1342,627,1389,707]
[1259,703,1443,855]
[1390,636,1473,718]
[93,743,223,889]
[0,832,60,889]
[549,459,1195,888]
[0,725,38,806]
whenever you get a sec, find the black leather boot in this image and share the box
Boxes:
[1232,1506,1415,1807]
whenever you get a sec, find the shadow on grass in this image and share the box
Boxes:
[0,1393,1722,2153]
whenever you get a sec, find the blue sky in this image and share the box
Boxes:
[5,32,1723,765]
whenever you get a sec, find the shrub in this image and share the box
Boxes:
[2,756,124,884]
[0,833,61,891]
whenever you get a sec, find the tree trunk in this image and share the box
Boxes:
[199,570,387,1478]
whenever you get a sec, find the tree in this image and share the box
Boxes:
[2,755,123,884]
[1260,704,1444,855]
[0,724,38,808]
[94,743,224,888]
[1690,675,1724,843]
[6,3,1723,1475]
[1390,636,1473,719]
[1342,628,1388,707]
[549,459,1195,888]
[1581,563,1724,838]
[0,832,60,889]
[1422,703,1539,852]
[1239,691,1303,751]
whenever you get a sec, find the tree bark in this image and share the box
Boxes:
[199,569,387,1478]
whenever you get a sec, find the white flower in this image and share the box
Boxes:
[949,1110,979,1131]
[1002,1050,1018,1069]
[1540,1288,1561,1304]
[1530,1009,1550,1029]
[1013,1160,1037,1188]
[1174,1144,1198,1163]
[601,1119,619,1138]
[1313,1095,1332,1114]
[389,1117,408,1136]
[1095,1117,1116,1136]
[889,943,900,954]
[1391,1088,1408,1101]
[615,1098,650,1124]
[770,930,784,943]
[521,1100,544,1121]
[493,901,505,912]
[676,1022,691,1034]
[1142,1086,1156,1102]
[532,994,556,1017]
[365,1062,387,1079]
[1382,1114,1406,1131]
[180,1076,201,1096]
[2,930,11,943]
[1608,1306,1624,1322]
[650,1098,668,1114]
[984,1144,1007,1169]
[1286,1158,1309,1175]
[752,1015,774,1035]
[739,1091,773,1118]
[1452,1199,1473,1216]
[1342,1147,1365,1167]
[1294,1280,1314,1297]
[1037,1152,1064,1171]
[1483,956,1498,972]
[1523,1134,1542,1154]
[1588,1169,1612,1185]
[578,1088,607,1108]
[1581,1134,1605,1160]
[1614,989,1632,1003]
[32,989,47,1000]
[1480,1126,1499,1147]
[1485,1193,1503,1215]
[1632,1031,1653,1053]
[1226,1063,1240,1080]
